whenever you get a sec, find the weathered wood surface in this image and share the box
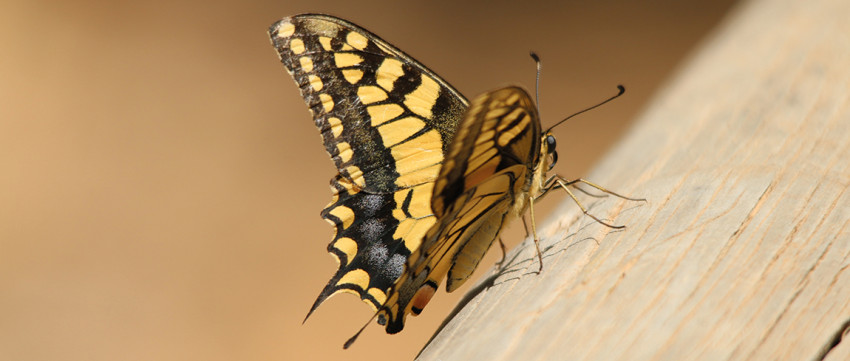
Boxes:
[418,0,850,360]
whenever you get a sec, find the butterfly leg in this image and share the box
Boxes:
[554,179,624,229]
[496,237,507,266]
[557,178,646,202]
[529,196,544,273]
[554,177,643,229]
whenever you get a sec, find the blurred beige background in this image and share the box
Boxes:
[1,1,737,360]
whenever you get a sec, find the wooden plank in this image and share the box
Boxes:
[417,0,850,359]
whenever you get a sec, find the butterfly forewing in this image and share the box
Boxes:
[269,15,469,317]
[379,87,543,333]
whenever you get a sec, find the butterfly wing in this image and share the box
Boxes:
[268,14,469,318]
[379,86,543,333]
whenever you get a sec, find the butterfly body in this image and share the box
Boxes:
[270,14,560,338]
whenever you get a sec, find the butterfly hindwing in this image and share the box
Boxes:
[379,87,544,333]
[268,15,469,317]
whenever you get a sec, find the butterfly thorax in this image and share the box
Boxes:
[512,131,554,218]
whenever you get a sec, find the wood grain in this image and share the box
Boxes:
[417,0,850,359]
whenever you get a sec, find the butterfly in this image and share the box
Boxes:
[268,14,638,347]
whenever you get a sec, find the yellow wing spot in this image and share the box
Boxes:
[336,269,370,290]
[347,165,365,188]
[335,176,360,195]
[390,129,444,187]
[403,216,435,252]
[497,108,527,131]
[497,114,531,147]
[343,69,364,84]
[506,91,521,104]
[377,116,425,148]
[392,208,406,221]
[319,36,333,50]
[308,74,323,91]
[357,86,388,104]
[346,31,369,50]
[393,188,410,204]
[404,75,440,119]
[289,38,305,54]
[340,44,353,51]
[319,93,334,112]
[328,205,355,229]
[332,237,358,265]
[485,106,510,120]
[394,218,415,239]
[276,22,295,38]
[393,189,411,212]
[336,141,353,163]
[299,56,313,72]
[406,183,436,218]
[393,149,442,185]
[327,117,343,138]
[367,103,404,126]
[476,130,496,145]
[376,58,404,91]
[388,128,439,161]
[334,53,364,68]
[367,288,387,306]
[398,163,442,190]
[390,184,436,223]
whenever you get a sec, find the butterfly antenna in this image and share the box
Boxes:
[530,52,542,111]
[343,309,381,349]
[544,85,626,134]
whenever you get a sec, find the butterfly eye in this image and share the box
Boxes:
[546,134,557,150]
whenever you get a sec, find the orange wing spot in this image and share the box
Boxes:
[410,282,437,315]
